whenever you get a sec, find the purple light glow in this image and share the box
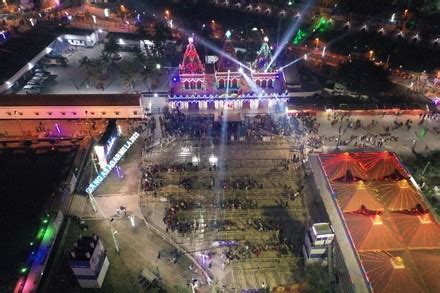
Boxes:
[55,123,61,134]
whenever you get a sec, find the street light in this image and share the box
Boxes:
[156,63,161,70]
[369,50,374,59]
[315,38,320,47]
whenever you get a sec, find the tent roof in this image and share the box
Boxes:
[332,181,383,212]
[392,212,440,249]
[344,212,405,251]
[372,180,426,211]
[359,251,427,293]
[355,151,408,180]
[320,153,368,181]
[409,250,440,292]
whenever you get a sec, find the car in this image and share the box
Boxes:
[23,84,42,90]
[34,72,50,78]
[30,76,45,82]
[26,81,44,86]
[34,69,50,75]
[23,85,42,94]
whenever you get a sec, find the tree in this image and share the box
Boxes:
[337,59,391,96]
[103,37,121,58]
[134,48,162,91]
[303,263,331,293]
[118,59,140,92]
[79,56,108,88]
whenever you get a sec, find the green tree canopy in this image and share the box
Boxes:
[103,37,121,58]
[337,58,391,95]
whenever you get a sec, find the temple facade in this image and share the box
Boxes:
[169,34,288,119]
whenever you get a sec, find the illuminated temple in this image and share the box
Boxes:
[169,34,288,118]
[310,151,440,293]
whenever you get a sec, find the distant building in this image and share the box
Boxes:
[58,28,97,48]
[309,151,440,293]
[303,222,334,264]
[68,234,109,288]
[0,94,144,119]
[0,29,99,93]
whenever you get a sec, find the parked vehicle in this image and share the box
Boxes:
[34,69,50,75]
[34,73,50,79]
[26,81,44,86]
[42,56,68,67]
[23,85,42,94]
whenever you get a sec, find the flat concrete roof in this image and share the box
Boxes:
[0,94,140,107]
[309,155,370,293]
[0,33,57,85]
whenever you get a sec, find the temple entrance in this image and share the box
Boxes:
[188,102,199,112]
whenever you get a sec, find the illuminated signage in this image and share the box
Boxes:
[86,132,140,194]
[105,135,118,156]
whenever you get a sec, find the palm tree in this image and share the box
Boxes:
[118,60,140,92]
[103,37,121,59]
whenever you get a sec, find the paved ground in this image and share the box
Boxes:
[143,137,307,290]
[298,112,440,157]
[60,110,440,291]
[15,43,171,95]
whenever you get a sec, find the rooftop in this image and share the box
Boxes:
[0,33,57,85]
[0,94,141,107]
[68,235,99,262]
[318,151,440,292]
[106,31,142,41]
[313,223,333,235]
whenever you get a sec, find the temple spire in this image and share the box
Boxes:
[218,30,238,72]
[179,36,205,74]
[253,36,274,72]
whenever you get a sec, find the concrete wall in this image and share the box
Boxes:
[0,105,143,119]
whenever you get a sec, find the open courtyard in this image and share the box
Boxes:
[141,133,308,289]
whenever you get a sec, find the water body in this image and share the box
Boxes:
[0,150,75,290]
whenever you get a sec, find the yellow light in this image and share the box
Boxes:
[391,256,405,269]
[372,214,383,225]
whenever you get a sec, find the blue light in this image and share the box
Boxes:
[86,132,140,194]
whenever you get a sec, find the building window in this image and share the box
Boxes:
[261,79,267,88]
[48,112,52,116]
[256,79,261,87]
[61,112,66,115]
[219,79,225,89]
[101,112,106,115]
[184,81,189,89]
[190,81,195,89]
[196,80,202,89]
[34,112,39,116]
[232,79,238,88]
[115,111,120,115]
[268,79,273,88]
[90,112,95,115]
[133,111,138,115]
[72,112,77,115]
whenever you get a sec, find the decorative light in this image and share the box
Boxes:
[209,155,218,165]
[390,13,396,22]
[263,36,269,42]
[86,132,140,194]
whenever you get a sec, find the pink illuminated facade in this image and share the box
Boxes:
[169,37,288,118]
